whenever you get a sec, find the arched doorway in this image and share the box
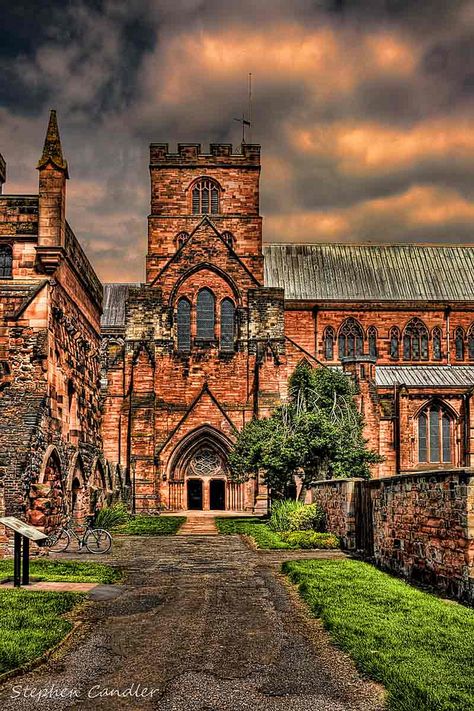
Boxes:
[187,479,203,510]
[166,426,245,511]
[210,479,225,510]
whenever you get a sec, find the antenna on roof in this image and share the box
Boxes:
[233,73,252,143]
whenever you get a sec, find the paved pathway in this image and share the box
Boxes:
[0,535,384,711]
[177,516,218,535]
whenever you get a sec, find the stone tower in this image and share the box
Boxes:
[146,142,263,284]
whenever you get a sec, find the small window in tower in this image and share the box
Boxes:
[197,288,215,340]
[192,179,220,215]
[177,298,191,351]
[220,298,235,351]
[176,231,189,249]
[221,231,234,248]
[0,245,13,278]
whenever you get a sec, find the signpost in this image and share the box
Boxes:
[0,516,48,587]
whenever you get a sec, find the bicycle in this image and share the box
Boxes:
[45,515,112,554]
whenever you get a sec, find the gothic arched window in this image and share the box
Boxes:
[403,318,428,361]
[220,298,235,351]
[0,245,12,278]
[192,178,220,215]
[432,327,442,360]
[177,298,191,351]
[197,288,215,340]
[368,326,377,358]
[468,325,474,360]
[338,318,364,358]
[418,402,452,464]
[389,327,400,359]
[324,327,335,360]
[455,327,465,360]
[176,231,189,249]
[221,231,234,248]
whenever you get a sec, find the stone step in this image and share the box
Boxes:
[178,517,218,536]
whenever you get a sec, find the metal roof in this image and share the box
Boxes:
[263,244,474,301]
[101,283,139,328]
[376,365,474,388]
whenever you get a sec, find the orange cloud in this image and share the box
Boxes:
[265,185,474,243]
[291,118,474,174]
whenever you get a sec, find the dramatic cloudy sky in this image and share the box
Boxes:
[1,0,473,282]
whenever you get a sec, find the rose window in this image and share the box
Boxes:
[190,448,221,476]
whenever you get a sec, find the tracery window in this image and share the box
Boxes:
[220,298,235,352]
[432,327,442,360]
[368,326,377,358]
[176,231,189,249]
[324,326,335,360]
[418,402,452,464]
[468,325,474,360]
[177,298,191,351]
[221,231,234,248]
[192,178,220,215]
[0,245,12,278]
[338,318,363,358]
[190,448,221,476]
[196,288,215,340]
[455,327,465,360]
[403,318,428,361]
[389,327,400,359]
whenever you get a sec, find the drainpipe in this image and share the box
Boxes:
[394,382,401,475]
[127,353,135,513]
[445,306,451,364]
[463,390,471,467]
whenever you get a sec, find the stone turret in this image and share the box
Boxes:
[36,110,69,271]
[37,110,68,246]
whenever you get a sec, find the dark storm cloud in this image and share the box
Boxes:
[0,0,473,280]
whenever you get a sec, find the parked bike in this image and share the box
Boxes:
[45,515,112,554]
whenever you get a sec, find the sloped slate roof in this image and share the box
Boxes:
[263,244,474,301]
[101,283,139,328]
[376,365,474,388]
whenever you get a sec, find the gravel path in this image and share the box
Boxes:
[0,535,385,711]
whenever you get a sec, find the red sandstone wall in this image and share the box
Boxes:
[312,470,474,604]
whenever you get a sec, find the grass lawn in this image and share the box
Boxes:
[0,559,121,584]
[0,590,82,675]
[215,517,292,549]
[283,559,474,711]
[0,589,83,675]
[113,514,185,535]
[216,518,339,550]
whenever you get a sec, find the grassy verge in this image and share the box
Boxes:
[113,515,185,536]
[0,590,83,675]
[0,559,121,584]
[216,518,292,549]
[283,559,474,711]
[216,518,339,550]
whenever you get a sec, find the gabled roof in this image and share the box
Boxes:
[0,280,48,320]
[376,365,474,388]
[263,244,474,302]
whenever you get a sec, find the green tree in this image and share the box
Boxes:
[229,361,382,500]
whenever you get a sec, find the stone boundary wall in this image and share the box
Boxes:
[311,469,474,604]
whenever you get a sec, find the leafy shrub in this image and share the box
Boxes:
[279,531,339,549]
[269,499,324,532]
[94,502,130,530]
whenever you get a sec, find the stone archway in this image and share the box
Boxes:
[166,427,245,511]
[29,448,65,532]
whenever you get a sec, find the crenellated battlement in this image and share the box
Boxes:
[149,142,260,166]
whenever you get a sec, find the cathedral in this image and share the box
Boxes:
[1,110,474,536]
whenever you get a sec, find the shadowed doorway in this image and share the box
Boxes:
[210,479,225,510]
[187,479,203,510]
